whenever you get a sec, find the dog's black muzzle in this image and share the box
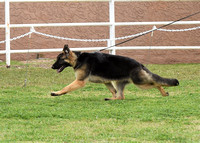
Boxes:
[51,65,56,69]
[51,62,71,73]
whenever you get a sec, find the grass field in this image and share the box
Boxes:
[0,60,199,142]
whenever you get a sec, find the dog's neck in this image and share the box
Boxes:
[74,51,81,57]
[72,51,82,70]
[67,51,80,68]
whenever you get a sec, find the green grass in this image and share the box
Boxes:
[0,60,199,142]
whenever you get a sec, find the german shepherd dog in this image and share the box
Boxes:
[51,44,179,100]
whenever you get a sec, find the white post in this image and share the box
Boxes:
[109,0,115,55]
[5,0,11,68]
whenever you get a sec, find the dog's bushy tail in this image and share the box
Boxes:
[141,65,179,87]
[152,74,179,86]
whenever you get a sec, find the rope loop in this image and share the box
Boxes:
[0,26,200,44]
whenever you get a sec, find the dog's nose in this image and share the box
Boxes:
[51,65,55,69]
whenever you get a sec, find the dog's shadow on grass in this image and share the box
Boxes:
[51,96,139,103]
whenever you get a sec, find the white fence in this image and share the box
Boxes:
[0,0,200,67]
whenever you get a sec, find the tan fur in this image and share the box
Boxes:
[75,64,88,81]
[88,75,112,83]
[64,52,77,67]
[105,83,117,98]
[157,86,169,96]
[52,79,86,95]
[139,69,153,83]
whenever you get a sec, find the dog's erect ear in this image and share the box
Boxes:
[63,44,70,54]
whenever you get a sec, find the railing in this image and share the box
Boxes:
[0,0,200,67]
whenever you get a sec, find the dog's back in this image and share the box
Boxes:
[76,52,141,79]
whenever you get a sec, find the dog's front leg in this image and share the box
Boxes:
[51,79,86,96]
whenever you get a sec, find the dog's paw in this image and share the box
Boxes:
[162,92,169,97]
[51,92,60,96]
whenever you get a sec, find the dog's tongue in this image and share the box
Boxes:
[57,66,65,73]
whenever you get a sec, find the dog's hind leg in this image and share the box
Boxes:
[104,83,117,99]
[157,86,169,96]
[51,79,86,96]
[105,81,127,101]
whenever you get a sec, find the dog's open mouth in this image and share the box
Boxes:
[57,66,66,73]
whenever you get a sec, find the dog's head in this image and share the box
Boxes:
[52,44,74,73]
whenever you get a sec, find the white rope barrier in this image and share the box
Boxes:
[0,26,200,44]
[158,26,200,32]
[0,31,32,44]
[34,31,108,42]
